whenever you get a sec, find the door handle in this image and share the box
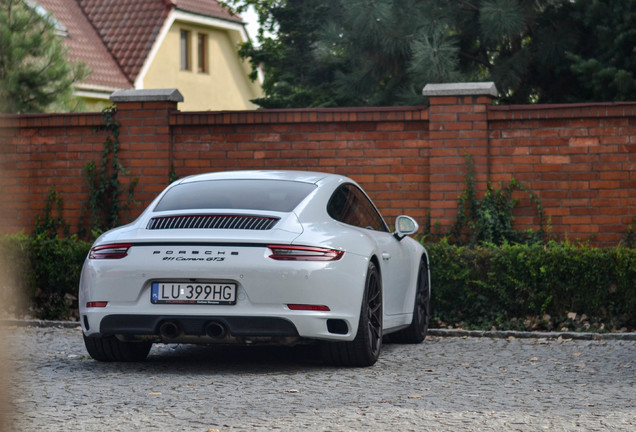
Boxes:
[382,252,391,261]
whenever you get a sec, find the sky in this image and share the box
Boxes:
[241,6,260,42]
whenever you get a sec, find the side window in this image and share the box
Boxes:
[180,30,191,70]
[327,184,388,232]
[197,33,208,73]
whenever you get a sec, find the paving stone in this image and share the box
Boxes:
[4,326,636,431]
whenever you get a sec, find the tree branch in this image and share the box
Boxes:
[459,50,493,70]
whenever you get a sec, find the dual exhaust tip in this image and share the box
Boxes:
[158,320,227,339]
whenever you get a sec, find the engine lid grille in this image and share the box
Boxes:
[147,215,279,230]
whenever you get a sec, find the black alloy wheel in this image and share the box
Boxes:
[321,261,383,367]
[364,262,383,357]
[389,257,430,344]
[83,334,152,362]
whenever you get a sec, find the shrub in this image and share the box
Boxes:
[426,240,636,331]
[438,155,545,247]
[2,233,635,329]
[28,234,92,319]
[0,233,32,317]
[0,233,91,320]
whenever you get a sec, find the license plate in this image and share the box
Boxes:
[151,282,237,305]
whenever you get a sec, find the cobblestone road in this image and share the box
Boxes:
[4,325,635,431]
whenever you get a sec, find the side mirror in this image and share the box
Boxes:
[393,215,419,241]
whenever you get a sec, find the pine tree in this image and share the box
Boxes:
[0,0,88,113]
[231,0,341,108]
[560,0,635,102]
[227,0,636,107]
[317,0,458,106]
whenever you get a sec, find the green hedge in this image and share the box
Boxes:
[0,233,91,319]
[0,234,32,316]
[426,240,636,331]
[1,234,635,331]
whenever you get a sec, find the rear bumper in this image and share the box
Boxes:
[82,311,354,343]
[96,314,299,338]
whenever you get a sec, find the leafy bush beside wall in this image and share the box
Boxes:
[426,240,636,331]
[29,234,92,319]
[1,233,634,331]
[0,234,91,320]
[0,233,32,316]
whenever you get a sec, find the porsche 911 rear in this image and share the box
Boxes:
[79,171,429,367]
[79,237,367,345]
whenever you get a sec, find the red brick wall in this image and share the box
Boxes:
[116,100,178,203]
[0,113,105,233]
[427,95,492,228]
[488,103,636,245]
[0,94,634,246]
[169,107,429,222]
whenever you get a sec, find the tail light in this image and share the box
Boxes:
[268,245,344,261]
[89,243,132,259]
[288,304,330,311]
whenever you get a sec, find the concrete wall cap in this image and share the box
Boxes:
[422,82,498,97]
[110,88,184,103]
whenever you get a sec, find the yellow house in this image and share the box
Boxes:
[35,0,262,112]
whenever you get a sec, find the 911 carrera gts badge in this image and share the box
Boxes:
[153,249,239,262]
[162,256,225,262]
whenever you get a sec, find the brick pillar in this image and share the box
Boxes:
[109,89,183,220]
[422,82,497,227]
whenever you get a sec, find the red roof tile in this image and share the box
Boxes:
[34,0,244,92]
[77,0,171,84]
[77,0,243,85]
[35,0,131,90]
[175,0,242,23]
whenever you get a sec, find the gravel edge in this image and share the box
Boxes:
[428,328,636,341]
[2,318,636,341]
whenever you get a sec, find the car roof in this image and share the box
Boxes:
[177,170,348,185]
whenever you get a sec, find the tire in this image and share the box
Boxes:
[390,257,430,344]
[83,334,152,362]
[321,261,383,367]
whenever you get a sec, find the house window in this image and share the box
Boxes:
[197,33,208,73]
[180,30,191,70]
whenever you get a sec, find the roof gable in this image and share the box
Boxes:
[31,0,250,103]
[33,0,131,90]
[77,0,171,84]
[77,0,243,84]
[175,0,242,22]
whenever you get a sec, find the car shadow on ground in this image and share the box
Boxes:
[75,340,405,374]
[122,343,327,374]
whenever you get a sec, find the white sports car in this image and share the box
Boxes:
[79,170,430,366]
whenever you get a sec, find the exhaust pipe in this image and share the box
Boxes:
[205,321,227,339]
[159,321,182,339]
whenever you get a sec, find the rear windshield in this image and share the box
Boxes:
[153,179,316,213]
